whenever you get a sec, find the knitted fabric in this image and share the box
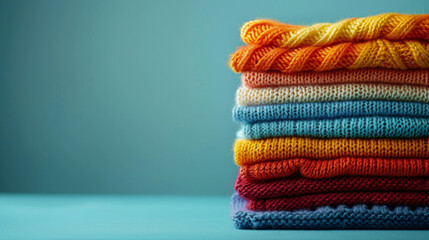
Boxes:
[248,192,429,211]
[235,175,429,199]
[231,193,429,229]
[236,84,429,106]
[229,40,429,73]
[240,157,429,180]
[241,69,429,88]
[238,117,429,139]
[233,101,429,123]
[234,137,429,166]
[240,13,429,48]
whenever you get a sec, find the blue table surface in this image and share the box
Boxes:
[1,194,428,240]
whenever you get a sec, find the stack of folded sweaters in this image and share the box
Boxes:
[228,13,429,229]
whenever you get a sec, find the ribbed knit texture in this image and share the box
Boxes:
[230,40,429,73]
[241,69,429,88]
[249,192,429,211]
[234,137,429,165]
[240,157,429,180]
[231,193,429,229]
[235,175,429,199]
[240,13,429,48]
[238,117,429,139]
[233,101,429,123]
[236,84,429,106]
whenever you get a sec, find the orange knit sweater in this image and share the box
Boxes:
[240,13,429,48]
[229,40,429,73]
[234,137,429,166]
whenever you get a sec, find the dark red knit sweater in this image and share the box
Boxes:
[248,192,429,211]
[235,174,429,199]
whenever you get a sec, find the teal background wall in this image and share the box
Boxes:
[1,0,428,195]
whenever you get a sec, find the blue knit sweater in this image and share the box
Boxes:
[231,193,429,229]
[238,116,429,139]
[233,100,429,124]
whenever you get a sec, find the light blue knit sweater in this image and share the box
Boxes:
[233,100,429,124]
[238,116,429,139]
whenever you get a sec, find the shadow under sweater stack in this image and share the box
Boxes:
[228,13,429,229]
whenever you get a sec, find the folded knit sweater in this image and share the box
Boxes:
[233,101,429,123]
[235,175,429,199]
[247,192,429,211]
[240,13,429,48]
[230,40,429,73]
[240,157,429,180]
[236,84,429,106]
[231,193,429,229]
[238,117,429,139]
[241,69,429,88]
[234,137,429,166]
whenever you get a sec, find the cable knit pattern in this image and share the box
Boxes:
[240,13,429,48]
[233,101,429,123]
[236,84,429,106]
[238,117,429,139]
[248,192,429,211]
[231,193,429,229]
[235,175,429,199]
[234,137,429,166]
[240,157,429,180]
[241,69,429,88]
[230,40,429,73]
